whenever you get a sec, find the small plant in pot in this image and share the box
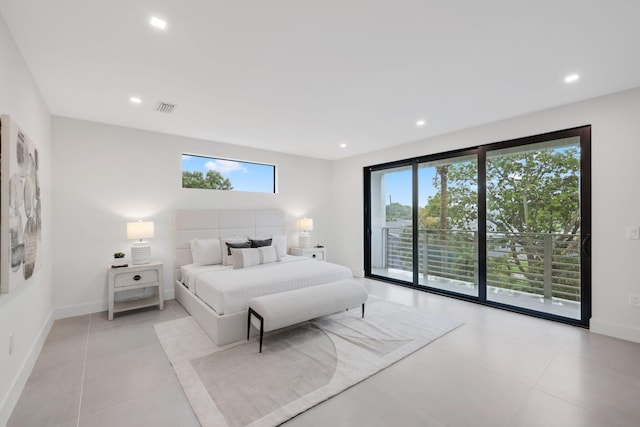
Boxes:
[113,251,126,267]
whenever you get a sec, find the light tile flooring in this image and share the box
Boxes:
[9,279,640,426]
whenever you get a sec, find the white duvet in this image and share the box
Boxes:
[181,256,353,315]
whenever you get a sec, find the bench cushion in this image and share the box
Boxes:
[248,279,367,332]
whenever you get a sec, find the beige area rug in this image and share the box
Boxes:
[154,299,463,427]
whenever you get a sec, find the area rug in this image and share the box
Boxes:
[154,298,463,427]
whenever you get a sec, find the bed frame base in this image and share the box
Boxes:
[174,280,250,346]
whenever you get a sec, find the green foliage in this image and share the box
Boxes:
[182,170,233,190]
[386,202,411,221]
[425,147,580,236]
[441,146,581,295]
[384,145,582,300]
[113,252,125,258]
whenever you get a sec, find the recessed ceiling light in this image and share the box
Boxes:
[416,119,426,127]
[130,96,142,104]
[339,143,347,148]
[564,73,580,83]
[150,16,167,30]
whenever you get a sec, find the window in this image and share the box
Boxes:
[364,126,591,327]
[181,154,276,193]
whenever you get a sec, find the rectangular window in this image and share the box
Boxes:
[181,154,276,193]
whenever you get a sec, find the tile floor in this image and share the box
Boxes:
[9,279,640,426]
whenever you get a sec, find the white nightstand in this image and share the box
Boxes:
[289,246,326,261]
[107,260,164,320]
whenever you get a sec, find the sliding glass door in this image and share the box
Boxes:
[485,137,583,319]
[368,164,415,282]
[364,126,591,326]
[417,156,478,297]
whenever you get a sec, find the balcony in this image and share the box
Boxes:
[372,227,581,319]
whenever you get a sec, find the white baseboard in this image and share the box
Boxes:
[590,317,640,344]
[0,310,54,427]
[53,300,105,320]
[53,288,175,320]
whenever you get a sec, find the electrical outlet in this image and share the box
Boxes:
[9,333,14,355]
[629,294,640,308]
[626,226,640,239]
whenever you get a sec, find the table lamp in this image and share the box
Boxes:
[298,217,313,248]
[127,220,154,264]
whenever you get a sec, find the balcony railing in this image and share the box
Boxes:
[381,227,581,302]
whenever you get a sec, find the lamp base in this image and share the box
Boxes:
[131,241,151,265]
[298,233,312,248]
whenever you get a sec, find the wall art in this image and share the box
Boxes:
[1,115,41,293]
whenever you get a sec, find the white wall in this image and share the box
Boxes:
[0,15,53,425]
[332,86,640,343]
[52,117,335,315]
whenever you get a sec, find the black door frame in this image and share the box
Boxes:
[364,125,592,327]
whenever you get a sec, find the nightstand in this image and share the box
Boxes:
[107,260,164,320]
[289,246,326,261]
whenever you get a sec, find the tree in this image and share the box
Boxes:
[386,202,411,221]
[426,148,579,236]
[182,170,233,190]
[432,147,581,291]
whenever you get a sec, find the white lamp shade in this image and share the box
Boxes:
[127,221,155,240]
[299,217,314,232]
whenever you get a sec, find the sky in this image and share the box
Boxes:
[182,154,275,193]
[384,167,438,206]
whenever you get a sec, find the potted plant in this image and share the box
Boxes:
[112,251,126,267]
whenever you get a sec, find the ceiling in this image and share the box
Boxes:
[1,1,639,160]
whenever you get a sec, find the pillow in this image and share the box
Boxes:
[221,238,250,265]
[272,234,287,257]
[190,238,222,266]
[249,237,272,248]
[258,246,279,264]
[232,248,261,269]
[232,246,280,269]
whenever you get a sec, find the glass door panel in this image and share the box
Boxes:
[369,166,414,282]
[417,156,478,297]
[485,138,582,319]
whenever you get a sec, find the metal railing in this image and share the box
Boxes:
[381,227,581,302]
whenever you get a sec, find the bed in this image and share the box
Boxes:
[173,209,353,345]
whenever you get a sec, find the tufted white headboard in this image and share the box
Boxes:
[173,209,285,280]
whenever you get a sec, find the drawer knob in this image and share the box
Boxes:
[312,254,316,258]
[133,274,142,281]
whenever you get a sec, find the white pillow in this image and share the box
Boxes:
[258,246,279,264]
[221,237,251,266]
[190,238,222,265]
[232,248,261,269]
[272,234,287,257]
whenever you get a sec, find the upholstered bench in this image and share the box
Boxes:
[247,279,368,352]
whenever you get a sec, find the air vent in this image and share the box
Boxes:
[155,101,177,114]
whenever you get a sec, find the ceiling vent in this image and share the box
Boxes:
[155,101,177,114]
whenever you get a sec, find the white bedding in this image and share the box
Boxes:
[181,256,353,315]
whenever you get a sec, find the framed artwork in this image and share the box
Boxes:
[1,115,41,293]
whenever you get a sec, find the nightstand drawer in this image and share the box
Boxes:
[113,269,159,288]
[289,246,326,261]
[305,250,325,260]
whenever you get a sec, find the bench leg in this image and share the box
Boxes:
[362,303,365,318]
[248,308,265,353]
[259,317,264,353]
[247,309,251,340]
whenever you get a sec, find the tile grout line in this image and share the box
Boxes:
[75,315,93,427]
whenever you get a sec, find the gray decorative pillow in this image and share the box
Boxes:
[225,241,251,255]
[249,238,272,248]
